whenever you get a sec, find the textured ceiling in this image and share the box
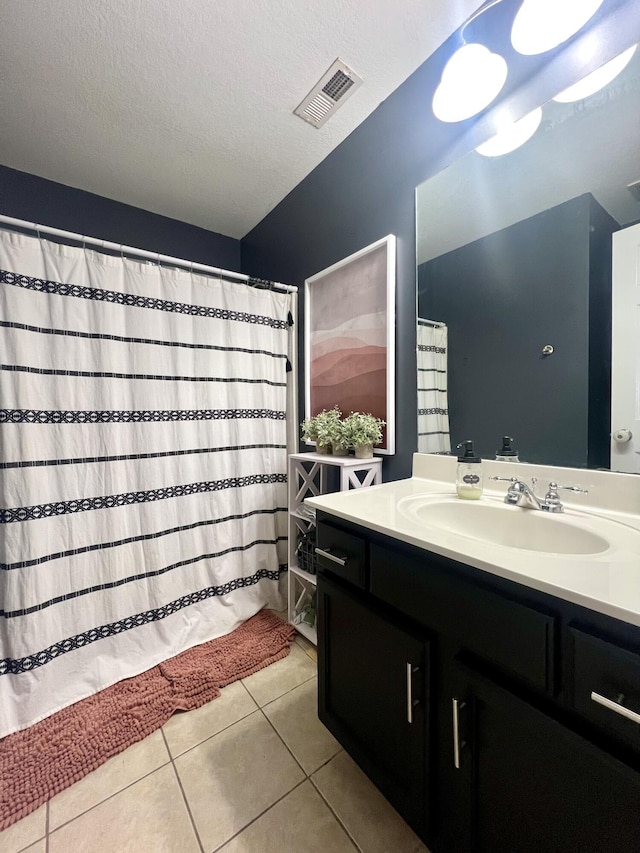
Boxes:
[0,0,479,239]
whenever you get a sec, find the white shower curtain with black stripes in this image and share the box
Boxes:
[417,321,451,454]
[0,229,293,738]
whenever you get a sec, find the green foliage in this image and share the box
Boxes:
[300,407,342,446]
[329,418,351,451]
[300,416,319,441]
[301,408,384,450]
[343,411,385,447]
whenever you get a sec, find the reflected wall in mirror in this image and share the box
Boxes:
[416,49,640,472]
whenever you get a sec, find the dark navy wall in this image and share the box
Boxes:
[241,0,639,481]
[0,165,241,271]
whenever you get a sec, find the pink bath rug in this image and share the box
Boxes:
[0,609,296,831]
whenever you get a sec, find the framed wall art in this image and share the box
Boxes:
[304,234,396,454]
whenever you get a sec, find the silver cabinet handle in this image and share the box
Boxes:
[314,547,347,567]
[452,698,466,769]
[591,691,640,725]
[406,663,419,723]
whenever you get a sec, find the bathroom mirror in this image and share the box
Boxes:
[416,49,640,471]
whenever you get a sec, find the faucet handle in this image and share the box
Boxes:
[489,476,519,483]
[549,481,588,495]
[542,481,588,513]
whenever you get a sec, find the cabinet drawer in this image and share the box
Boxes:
[569,628,640,754]
[370,543,556,694]
[316,522,366,589]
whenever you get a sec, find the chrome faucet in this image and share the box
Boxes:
[494,477,544,510]
[490,477,588,513]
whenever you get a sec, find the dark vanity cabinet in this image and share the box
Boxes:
[315,512,640,853]
[316,521,430,835]
[456,667,640,852]
[318,575,429,835]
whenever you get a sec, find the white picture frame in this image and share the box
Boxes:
[304,234,396,454]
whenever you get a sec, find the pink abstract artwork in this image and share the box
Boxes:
[305,236,395,453]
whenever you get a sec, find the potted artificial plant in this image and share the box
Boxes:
[300,415,320,448]
[301,407,342,454]
[343,411,385,458]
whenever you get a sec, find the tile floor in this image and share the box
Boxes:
[0,620,428,853]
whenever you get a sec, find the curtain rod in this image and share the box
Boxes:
[0,214,297,294]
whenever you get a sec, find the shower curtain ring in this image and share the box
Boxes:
[34,223,41,240]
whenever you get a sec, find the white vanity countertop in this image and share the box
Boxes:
[304,454,640,628]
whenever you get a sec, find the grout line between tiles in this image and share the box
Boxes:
[204,677,320,846]
[160,668,316,763]
[308,774,364,853]
[9,806,48,853]
[160,728,205,853]
[46,754,172,834]
[210,778,309,853]
[310,760,428,853]
[258,705,309,778]
[309,746,344,775]
[258,675,341,779]
[167,673,321,852]
[253,681,358,849]
[252,672,317,711]
[165,699,261,760]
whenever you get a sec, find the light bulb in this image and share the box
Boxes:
[432,43,508,123]
[511,0,604,56]
[553,45,637,102]
[476,108,543,157]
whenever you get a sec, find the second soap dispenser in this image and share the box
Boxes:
[496,435,519,462]
[456,440,483,500]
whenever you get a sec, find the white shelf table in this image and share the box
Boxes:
[287,452,382,644]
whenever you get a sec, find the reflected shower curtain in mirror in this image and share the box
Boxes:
[417,320,451,454]
[0,229,293,737]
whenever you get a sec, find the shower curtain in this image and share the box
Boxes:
[417,320,451,454]
[0,229,294,738]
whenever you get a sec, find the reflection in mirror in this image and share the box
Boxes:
[416,49,640,472]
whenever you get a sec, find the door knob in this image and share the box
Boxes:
[613,429,632,444]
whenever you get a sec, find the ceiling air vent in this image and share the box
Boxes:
[294,58,363,128]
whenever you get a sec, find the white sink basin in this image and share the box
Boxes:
[397,496,610,555]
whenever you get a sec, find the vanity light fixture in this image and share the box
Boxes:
[475,107,543,156]
[511,0,604,56]
[553,44,637,102]
[432,43,508,122]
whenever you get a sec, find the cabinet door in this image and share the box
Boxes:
[455,667,640,853]
[317,574,429,837]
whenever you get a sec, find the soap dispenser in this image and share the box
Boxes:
[496,435,519,462]
[456,440,483,500]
